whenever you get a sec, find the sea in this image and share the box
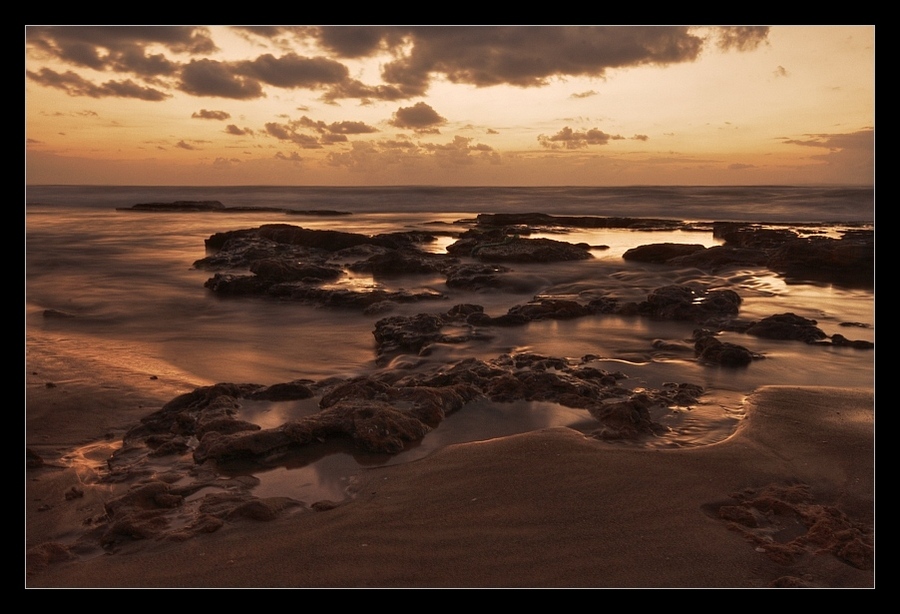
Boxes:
[25,185,875,502]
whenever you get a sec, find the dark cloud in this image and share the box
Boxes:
[313,26,712,91]
[265,122,322,148]
[571,90,598,99]
[632,134,649,141]
[321,79,422,103]
[192,109,231,120]
[321,133,349,144]
[225,124,253,136]
[175,140,198,150]
[390,102,447,133]
[180,59,263,99]
[538,126,623,149]
[714,27,770,52]
[26,68,169,101]
[313,26,395,58]
[326,120,378,135]
[26,26,214,76]
[238,53,349,88]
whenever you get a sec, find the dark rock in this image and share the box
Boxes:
[447,231,593,262]
[693,333,758,367]
[766,235,873,287]
[622,243,707,263]
[506,299,592,321]
[248,381,314,401]
[445,263,511,289]
[348,249,450,276]
[249,259,343,283]
[637,285,742,324]
[745,313,827,343]
[829,334,874,349]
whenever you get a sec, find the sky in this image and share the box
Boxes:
[25,26,875,186]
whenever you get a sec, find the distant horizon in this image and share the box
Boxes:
[25,182,874,189]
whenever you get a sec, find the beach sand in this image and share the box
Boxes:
[25,343,874,588]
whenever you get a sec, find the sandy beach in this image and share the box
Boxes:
[26,340,874,588]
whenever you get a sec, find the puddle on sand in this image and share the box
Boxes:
[226,392,746,505]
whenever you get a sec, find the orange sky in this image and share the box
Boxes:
[25,26,874,186]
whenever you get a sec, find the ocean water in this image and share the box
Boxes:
[25,185,875,502]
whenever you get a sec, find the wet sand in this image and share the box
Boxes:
[26,345,874,588]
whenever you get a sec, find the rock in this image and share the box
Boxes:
[622,243,707,263]
[506,299,592,321]
[745,313,827,343]
[636,285,742,324]
[693,332,759,367]
[249,259,343,283]
[829,334,874,349]
[348,249,450,276]
[766,234,873,287]
[445,263,511,290]
[447,228,593,263]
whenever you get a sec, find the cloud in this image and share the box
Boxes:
[713,27,770,52]
[311,26,736,92]
[538,126,623,149]
[175,140,198,150]
[313,26,396,58]
[26,26,773,108]
[225,124,254,136]
[631,134,649,141]
[774,65,788,78]
[179,59,264,99]
[327,120,379,135]
[728,163,755,170]
[26,26,215,76]
[321,79,419,103]
[26,68,169,100]
[571,90,598,99]
[265,122,322,148]
[390,102,447,133]
[420,135,500,165]
[238,53,349,88]
[192,109,231,120]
